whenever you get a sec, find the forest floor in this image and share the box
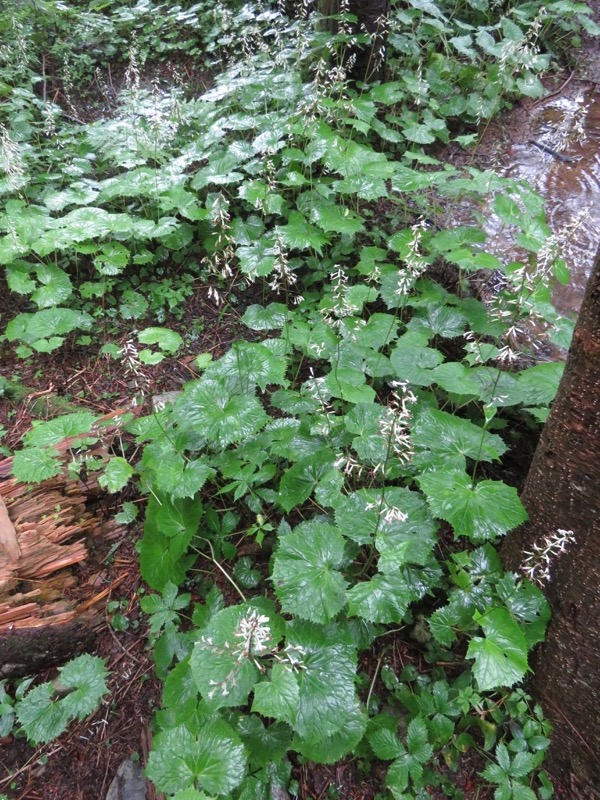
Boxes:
[1,22,599,798]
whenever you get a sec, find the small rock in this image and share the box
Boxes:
[105,759,147,800]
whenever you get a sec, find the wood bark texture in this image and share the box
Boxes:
[0,409,131,678]
[317,0,391,82]
[501,250,600,798]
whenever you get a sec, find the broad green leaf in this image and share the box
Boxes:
[6,261,36,295]
[408,304,467,339]
[391,332,443,385]
[335,487,437,568]
[237,240,276,277]
[11,447,62,483]
[323,367,376,404]
[237,716,292,768]
[93,242,131,275]
[15,684,64,744]
[6,308,93,345]
[242,303,291,331]
[16,655,108,744]
[138,327,183,353]
[467,607,529,690]
[431,362,482,395]
[138,350,165,365]
[139,494,202,590]
[150,451,215,500]
[418,471,527,542]
[272,522,347,623]
[31,265,73,308]
[191,152,245,190]
[252,663,299,724]
[204,341,286,392]
[191,600,283,708]
[23,412,97,447]
[403,123,436,144]
[176,380,268,448]
[517,362,563,406]
[276,211,329,253]
[310,202,364,236]
[286,621,359,743]
[347,573,420,623]
[293,701,367,763]
[146,719,247,795]
[278,450,335,513]
[56,655,109,721]
[412,407,506,463]
[99,456,134,493]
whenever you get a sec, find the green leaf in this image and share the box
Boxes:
[278,450,335,513]
[23,412,97,447]
[152,454,215,500]
[272,522,347,624]
[99,456,134,493]
[347,573,420,623]
[407,716,434,762]
[408,305,467,338]
[16,655,108,744]
[412,407,507,463]
[276,211,329,253]
[138,327,183,353]
[15,684,64,744]
[140,582,190,636]
[242,303,291,331]
[191,600,283,708]
[176,380,268,448]
[286,621,359,744]
[11,447,62,484]
[56,655,109,720]
[419,471,527,542]
[237,716,292,768]
[517,362,564,406]
[369,726,404,760]
[253,663,300,725]
[6,308,93,346]
[336,487,437,564]
[310,202,365,236]
[139,494,202,590]
[467,607,529,690]
[146,719,247,795]
[205,341,286,393]
[237,240,276,277]
[293,702,367,763]
[390,332,443,385]
[6,262,36,295]
[403,123,436,144]
[431,362,482,395]
[31,265,73,308]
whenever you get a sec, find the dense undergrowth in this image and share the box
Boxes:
[1,0,598,798]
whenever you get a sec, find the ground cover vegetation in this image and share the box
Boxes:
[0,0,597,797]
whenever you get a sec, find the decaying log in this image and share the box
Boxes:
[0,407,135,678]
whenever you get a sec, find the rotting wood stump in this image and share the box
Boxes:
[0,408,135,679]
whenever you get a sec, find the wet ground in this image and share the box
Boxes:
[489,83,600,317]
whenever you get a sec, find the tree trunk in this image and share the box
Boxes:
[317,0,391,83]
[501,249,600,798]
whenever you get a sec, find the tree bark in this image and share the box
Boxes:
[317,0,391,83]
[501,249,600,798]
[0,409,131,678]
